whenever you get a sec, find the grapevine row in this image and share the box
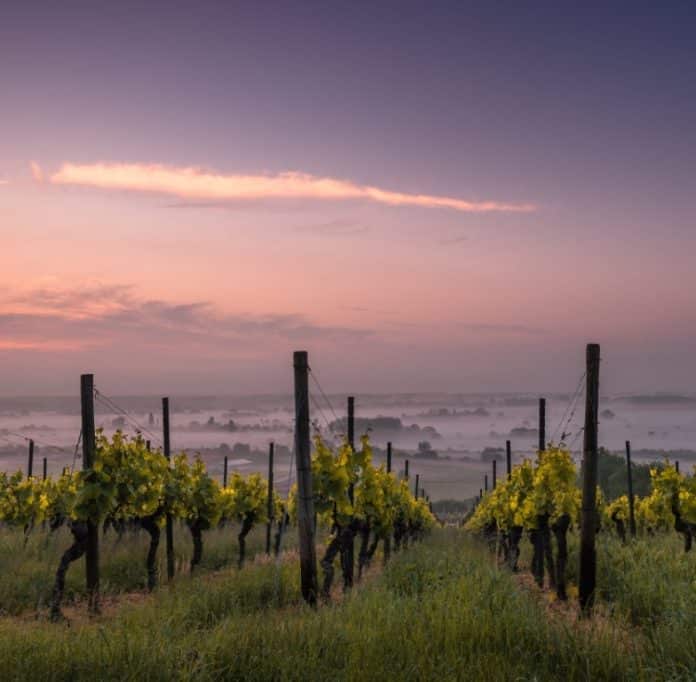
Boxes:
[465,445,696,599]
[0,429,435,618]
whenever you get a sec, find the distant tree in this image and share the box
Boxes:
[596,447,653,499]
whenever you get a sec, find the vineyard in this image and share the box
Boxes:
[0,427,434,620]
[0,347,695,681]
[465,446,696,600]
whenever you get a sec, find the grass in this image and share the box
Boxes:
[517,529,696,628]
[0,522,297,616]
[0,528,694,680]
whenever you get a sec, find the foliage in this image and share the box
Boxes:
[467,448,695,540]
[289,434,436,535]
[466,447,580,532]
[0,431,277,534]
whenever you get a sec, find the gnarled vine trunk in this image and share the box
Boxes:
[320,530,343,600]
[274,512,289,557]
[541,514,556,590]
[552,513,570,601]
[498,530,509,563]
[483,520,497,553]
[393,518,407,551]
[50,520,88,621]
[188,520,204,573]
[237,515,254,569]
[357,523,371,580]
[508,526,522,572]
[611,511,626,544]
[140,515,161,591]
[366,533,381,567]
[674,512,694,553]
[339,523,358,591]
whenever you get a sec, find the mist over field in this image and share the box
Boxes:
[3,391,694,501]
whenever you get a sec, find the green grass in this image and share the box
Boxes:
[516,529,696,630]
[0,522,297,616]
[0,528,694,680]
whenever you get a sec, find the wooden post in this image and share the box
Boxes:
[538,398,546,453]
[223,455,228,487]
[42,457,47,480]
[293,351,318,606]
[484,474,488,492]
[625,441,636,538]
[479,487,483,499]
[414,473,420,499]
[384,442,392,563]
[676,460,680,474]
[492,459,497,489]
[579,343,600,614]
[266,442,274,554]
[27,439,34,477]
[145,439,151,451]
[345,395,355,587]
[404,459,409,480]
[347,396,355,453]
[506,440,512,479]
[80,374,99,613]
[162,397,175,582]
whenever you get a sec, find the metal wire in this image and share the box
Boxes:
[551,371,586,444]
[93,387,162,446]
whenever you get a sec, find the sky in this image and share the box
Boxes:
[1,1,695,396]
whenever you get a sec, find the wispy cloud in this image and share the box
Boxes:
[48,162,536,213]
[2,283,372,354]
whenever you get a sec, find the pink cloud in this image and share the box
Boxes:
[49,162,536,213]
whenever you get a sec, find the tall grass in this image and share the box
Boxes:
[0,522,297,615]
[0,529,694,680]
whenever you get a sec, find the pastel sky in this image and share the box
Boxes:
[1,2,695,395]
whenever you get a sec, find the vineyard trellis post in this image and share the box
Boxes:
[492,459,497,489]
[579,343,600,614]
[146,439,151,451]
[484,474,488,492]
[266,441,274,554]
[506,440,512,479]
[223,455,228,487]
[42,456,47,480]
[625,440,636,538]
[414,473,420,499]
[675,460,680,474]
[81,373,99,614]
[347,396,355,498]
[162,397,175,581]
[384,442,392,563]
[293,350,318,606]
[404,459,409,480]
[345,395,356,589]
[27,439,34,477]
[538,398,546,453]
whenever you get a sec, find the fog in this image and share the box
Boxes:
[2,391,694,500]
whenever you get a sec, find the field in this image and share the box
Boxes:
[0,526,694,681]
